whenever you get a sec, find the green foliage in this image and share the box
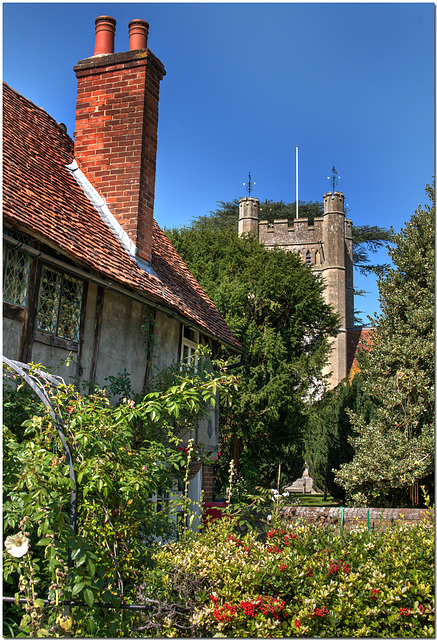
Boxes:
[148,516,435,637]
[305,375,376,501]
[3,362,235,637]
[335,182,435,506]
[182,199,394,276]
[166,225,339,490]
[352,224,395,276]
[185,199,323,233]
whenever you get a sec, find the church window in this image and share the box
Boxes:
[305,250,312,265]
[36,266,84,342]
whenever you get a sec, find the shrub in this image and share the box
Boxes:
[150,516,435,637]
[3,361,236,638]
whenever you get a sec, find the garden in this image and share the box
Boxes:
[3,358,435,638]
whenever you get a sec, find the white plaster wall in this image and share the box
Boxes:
[152,311,180,374]
[3,317,23,361]
[31,339,78,384]
[92,290,148,395]
[79,282,98,382]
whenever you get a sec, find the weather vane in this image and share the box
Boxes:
[243,172,255,197]
[327,166,341,193]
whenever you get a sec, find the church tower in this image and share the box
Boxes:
[238,197,259,237]
[238,189,354,388]
[321,191,354,386]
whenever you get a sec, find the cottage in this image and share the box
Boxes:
[3,16,242,507]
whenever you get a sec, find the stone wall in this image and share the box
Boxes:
[282,506,434,529]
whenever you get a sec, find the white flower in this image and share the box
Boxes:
[270,488,278,494]
[282,492,290,498]
[4,532,29,558]
[267,515,272,521]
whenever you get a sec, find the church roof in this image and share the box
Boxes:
[3,82,242,353]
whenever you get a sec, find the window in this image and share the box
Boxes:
[3,246,30,307]
[36,266,83,342]
[180,326,199,373]
[305,250,312,265]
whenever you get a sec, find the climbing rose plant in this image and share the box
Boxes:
[3,364,237,638]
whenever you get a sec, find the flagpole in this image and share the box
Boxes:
[296,145,299,219]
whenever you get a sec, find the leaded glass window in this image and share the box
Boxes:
[37,266,83,342]
[3,246,30,307]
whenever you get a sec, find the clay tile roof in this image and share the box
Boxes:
[347,327,375,379]
[3,82,242,353]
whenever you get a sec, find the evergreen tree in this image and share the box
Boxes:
[305,374,376,501]
[166,226,339,490]
[182,199,394,278]
[334,182,435,507]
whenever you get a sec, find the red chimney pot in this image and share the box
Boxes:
[94,16,116,55]
[129,19,149,51]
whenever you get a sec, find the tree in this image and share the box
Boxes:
[305,374,376,501]
[182,199,393,277]
[166,226,339,490]
[334,182,435,507]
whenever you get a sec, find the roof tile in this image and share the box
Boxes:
[3,82,242,352]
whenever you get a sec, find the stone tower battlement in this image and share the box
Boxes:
[238,197,260,237]
[238,190,354,388]
[323,191,345,213]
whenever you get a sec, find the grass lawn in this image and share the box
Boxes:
[287,492,343,507]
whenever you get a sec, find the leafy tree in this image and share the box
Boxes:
[305,374,376,501]
[334,182,435,507]
[166,226,339,490]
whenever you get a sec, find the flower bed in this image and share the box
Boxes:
[152,516,435,637]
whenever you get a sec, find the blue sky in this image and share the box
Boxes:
[3,2,434,324]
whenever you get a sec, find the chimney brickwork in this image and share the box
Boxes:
[73,17,165,264]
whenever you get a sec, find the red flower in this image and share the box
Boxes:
[266,544,282,554]
[370,588,379,599]
[295,619,301,628]
[68,406,74,415]
[279,563,288,572]
[400,607,411,616]
[311,606,329,618]
[214,602,237,623]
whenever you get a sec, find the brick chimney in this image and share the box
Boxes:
[73,16,166,265]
